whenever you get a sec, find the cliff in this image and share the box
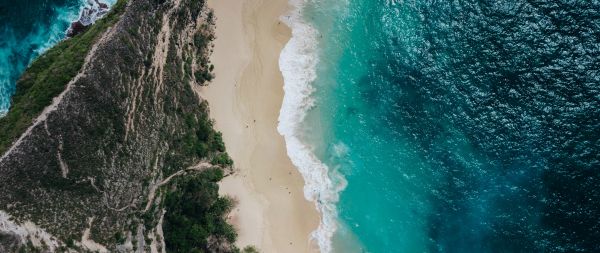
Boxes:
[0,0,238,252]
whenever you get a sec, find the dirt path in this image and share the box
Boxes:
[143,161,215,212]
[0,25,119,163]
[151,0,182,103]
[81,217,109,253]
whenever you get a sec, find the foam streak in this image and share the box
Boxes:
[278,1,346,252]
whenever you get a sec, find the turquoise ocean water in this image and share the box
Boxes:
[0,0,116,115]
[2,0,599,252]
[280,1,600,252]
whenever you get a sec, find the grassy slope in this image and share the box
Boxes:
[0,0,127,155]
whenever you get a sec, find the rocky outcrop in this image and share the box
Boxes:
[67,0,111,37]
[0,0,221,251]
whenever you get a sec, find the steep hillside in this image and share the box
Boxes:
[0,0,239,252]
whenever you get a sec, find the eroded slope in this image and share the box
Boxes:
[0,0,233,251]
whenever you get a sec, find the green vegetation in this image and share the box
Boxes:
[159,4,244,250]
[0,0,127,155]
[242,246,260,253]
[114,231,126,244]
[211,153,233,167]
[183,112,226,158]
[163,168,237,252]
[0,0,251,251]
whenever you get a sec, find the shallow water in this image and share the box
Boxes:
[281,1,600,252]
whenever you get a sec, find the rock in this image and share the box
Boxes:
[66,0,111,37]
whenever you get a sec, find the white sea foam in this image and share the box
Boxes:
[24,0,111,57]
[278,1,347,252]
[0,0,116,116]
[17,0,116,65]
[0,4,79,115]
[36,5,80,55]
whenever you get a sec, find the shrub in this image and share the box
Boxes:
[0,0,128,155]
[211,153,233,167]
[163,170,236,252]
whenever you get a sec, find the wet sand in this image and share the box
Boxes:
[196,0,320,252]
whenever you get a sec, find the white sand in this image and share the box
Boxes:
[196,0,320,252]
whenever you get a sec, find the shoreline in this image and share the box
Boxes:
[197,0,320,252]
[0,0,116,115]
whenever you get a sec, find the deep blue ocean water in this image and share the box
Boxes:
[282,1,600,252]
[0,0,115,115]
[2,0,599,252]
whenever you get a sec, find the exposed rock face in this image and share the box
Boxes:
[0,0,217,251]
[67,0,111,37]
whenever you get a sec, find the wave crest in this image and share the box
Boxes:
[278,1,346,252]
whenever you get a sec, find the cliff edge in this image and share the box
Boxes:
[0,0,238,252]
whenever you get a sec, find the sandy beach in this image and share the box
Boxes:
[197,0,320,252]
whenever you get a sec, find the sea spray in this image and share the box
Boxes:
[0,3,79,115]
[67,0,114,37]
[278,0,347,252]
[0,0,116,116]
